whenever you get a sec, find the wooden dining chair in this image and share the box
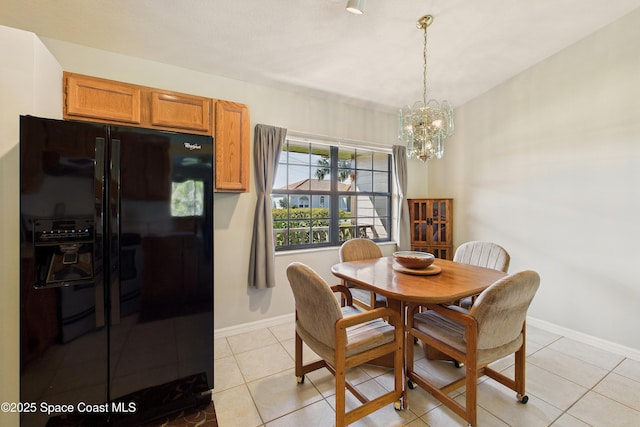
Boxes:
[405,270,540,427]
[423,241,511,363]
[338,238,386,310]
[454,241,510,308]
[286,262,405,426]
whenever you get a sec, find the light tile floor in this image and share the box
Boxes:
[213,321,640,426]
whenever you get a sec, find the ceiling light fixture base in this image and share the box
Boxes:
[417,15,433,30]
[346,0,365,15]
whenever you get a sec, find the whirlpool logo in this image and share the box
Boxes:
[184,142,202,150]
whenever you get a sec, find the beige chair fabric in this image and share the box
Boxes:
[454,241,510,272]
[406,270,540,427]
[454,241,510,309]
[338,238,386,310]
[286,262,405,426]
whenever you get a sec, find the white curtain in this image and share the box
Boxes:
[248,124,287,288]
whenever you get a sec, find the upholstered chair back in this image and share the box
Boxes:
[469,270,540,349]
[454,241,510,273]
[286,262,343,349]
[339,238,382,262]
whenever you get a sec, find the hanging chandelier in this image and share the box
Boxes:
[398,15,454,161]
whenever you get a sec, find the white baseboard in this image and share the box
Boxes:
[527,316,640,361]
[214,313,640,361]
[214,313,293,340]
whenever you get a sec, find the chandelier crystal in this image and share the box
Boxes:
[398,15,454,162]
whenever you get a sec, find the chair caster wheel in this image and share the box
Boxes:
[407,380,415,390]
[296,375,305,384]
[454,360,464,368]
[393,399,403,411]
[517,393,528,404]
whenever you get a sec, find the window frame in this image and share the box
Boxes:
[272,138,393,251]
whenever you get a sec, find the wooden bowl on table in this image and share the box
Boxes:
[393,251,435,270]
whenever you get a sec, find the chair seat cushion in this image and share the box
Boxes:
[350,287,387,308]
[341,305,364,317]
[344,315,395,357]
[413,308,523,366]
[459,296,474,309]
[297,305,396,365]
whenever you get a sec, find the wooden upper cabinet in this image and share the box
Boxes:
[62,72,251,193]
[63,72,211,135]
[65,73,142,124]
[150,91,212,133]
[215,100,250,192]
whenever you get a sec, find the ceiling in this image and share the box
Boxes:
[2,0,640,112]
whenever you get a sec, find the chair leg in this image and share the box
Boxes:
[465,362,478,427]
[513,345,528,403]
[395,335,406,409]
[409,328,479,426]
[405,320,415,390]
[295,331,304,380]
[335,358,347,427]
[515,325,527,397]
[464,329,479,427]
[295,332,326,382]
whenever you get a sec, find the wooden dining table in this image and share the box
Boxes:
[331,256,507,312]
[331,256,507,365]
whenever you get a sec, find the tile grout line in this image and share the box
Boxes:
[588,358,640,415]
[548,357,634,426]
[217,324,639,427]
[242,328,286,426]
[532,336,594,427]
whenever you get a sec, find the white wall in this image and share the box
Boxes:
[428,8,640,352]
[39,37,405,332]
[0,24,62,426]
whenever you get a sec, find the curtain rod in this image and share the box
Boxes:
[286,130,394,153]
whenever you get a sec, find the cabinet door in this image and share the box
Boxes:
[408,199,453,259]
[150,91,212,133]
[430,199,452,246]
[410,200,430,246]
[215,100,250,192]
[64,73,141,124]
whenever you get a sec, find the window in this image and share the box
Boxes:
[171,180,204,216]
[272,137,392,250]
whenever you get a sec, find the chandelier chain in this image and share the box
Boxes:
[423,21,428,106]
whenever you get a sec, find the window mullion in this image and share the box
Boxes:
[329,146,340,245]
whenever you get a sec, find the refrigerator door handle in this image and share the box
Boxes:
[110,138,122,325]
[95,137,106,327]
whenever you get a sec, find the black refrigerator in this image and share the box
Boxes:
[19,115,214,426]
